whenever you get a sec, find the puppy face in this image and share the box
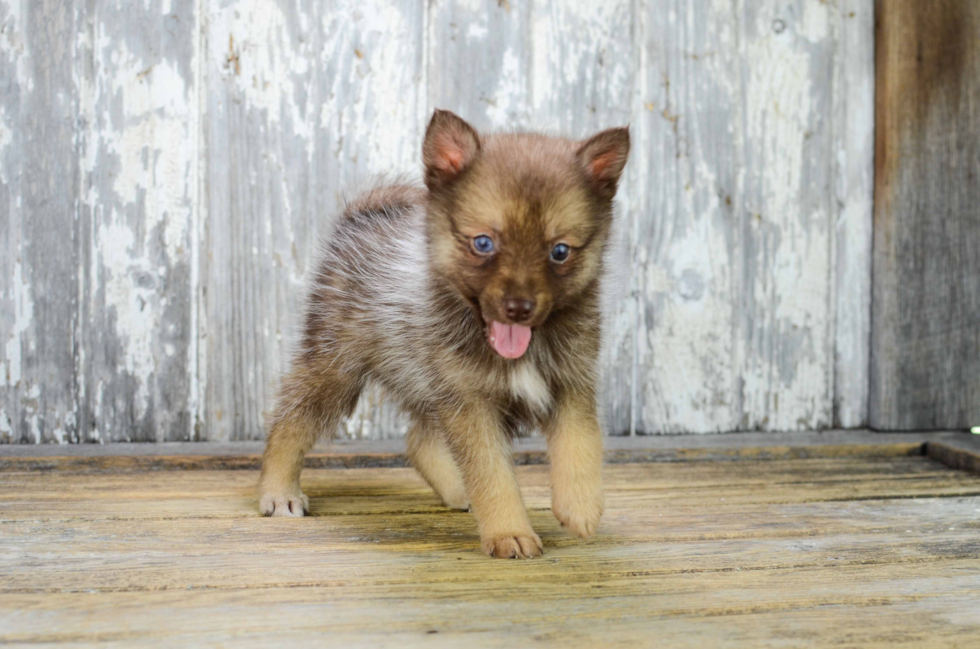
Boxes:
[423,110,629,359]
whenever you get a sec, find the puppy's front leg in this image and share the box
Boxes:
[440,403,542,558]
[543,389,604,538]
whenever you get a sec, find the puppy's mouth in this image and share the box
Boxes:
[486,321,532,360]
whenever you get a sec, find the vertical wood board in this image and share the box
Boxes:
[632,0,855,432]
[204,0,425,441]
[734,0,837,432]
[632,0,742,433]
[0,1,80,443]
[833,0,874,429]
[75,0,202,442]
[870,0,980,429]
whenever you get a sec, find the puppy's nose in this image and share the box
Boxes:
[503,298,535,323]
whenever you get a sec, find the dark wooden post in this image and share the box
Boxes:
[871,1,980,429]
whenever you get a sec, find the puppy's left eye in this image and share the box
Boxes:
[550,243,571,263]
[472,235,495,255]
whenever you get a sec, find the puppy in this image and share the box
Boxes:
[259,110,629,558]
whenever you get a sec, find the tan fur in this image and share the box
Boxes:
[259,110,629,558]
[543,388,605,538]
[439,402,543,558]
[406,418,469,510]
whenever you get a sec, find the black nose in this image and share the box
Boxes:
[503,298,535,323]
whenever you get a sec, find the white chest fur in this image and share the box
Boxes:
[509,361,553,415]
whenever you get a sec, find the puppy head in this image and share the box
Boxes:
[423,110,629,360]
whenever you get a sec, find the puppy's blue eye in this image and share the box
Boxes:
[550,243,571,262]
[473,235,495,254]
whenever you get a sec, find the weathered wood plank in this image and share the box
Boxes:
[203,0,425,441]
[3,458,978,521]
[9,429,974,471]
[0,1,80,443]
[632,0,855,433]
[833,0,874,428]
[734,0,838,431]
[0,428,963,457]
[3,587,979,648]
[2,506,977,592]
[74,0,202,442]
[2,456,960,495]
[870,0,980,429]
[1,459,978,646]
[427,0,531,130]
[926,439,980,476]
[0,440,930,473]
[631,0,742,433]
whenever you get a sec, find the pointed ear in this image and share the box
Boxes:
[577,126,630,197]
[423,109,481,188]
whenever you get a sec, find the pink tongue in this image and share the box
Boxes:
[489,321,532,359]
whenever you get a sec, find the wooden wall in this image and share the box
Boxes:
[1,0,876,442]
[870,0,980,429]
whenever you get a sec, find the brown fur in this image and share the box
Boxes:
[259,110,629,558]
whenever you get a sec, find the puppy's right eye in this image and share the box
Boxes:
[472,235,495,255]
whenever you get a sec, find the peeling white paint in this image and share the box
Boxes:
[0,106,11,183]
[93,220,156,418]
[800,0,831,44]
[98,57,193,264]
[485,48,523,129]
[0,408,10,443]
[630,0,743,433]
[466,23,487,40]
[209,1,312,147]
[3,257,33,388]
[531,0,632,132]
[0,1,31,93]
[738,6,833,429]
[21,382,41,444]
[2,0,875,442]
[69,4,203,441]
[832,0,875,428]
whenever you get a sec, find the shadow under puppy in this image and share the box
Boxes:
[259,110,630,558]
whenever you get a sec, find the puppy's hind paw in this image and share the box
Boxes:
[552,489,604,538]
[259,490,309,517]
[481,532,543,559]
[439,489,471,511]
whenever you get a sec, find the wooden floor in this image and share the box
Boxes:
[2,437,980,647]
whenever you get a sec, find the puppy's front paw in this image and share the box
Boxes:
[481,532,543,559]
[259,487,309,517]
[552,486,604,538]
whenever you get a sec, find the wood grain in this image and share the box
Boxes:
[0,1,80,443]
[870,0,980,429]
[1,457,979,646]
[75,0,203,442]
[0,440,930,474]
[833,0,875,428]
[630,0,869,433]
[204,0,425,442]
[632,0,742,433]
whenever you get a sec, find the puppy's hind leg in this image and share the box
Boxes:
[407,417,469,510]
[259,363,362,517]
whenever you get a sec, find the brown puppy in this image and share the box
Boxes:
[259,110,629,558]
